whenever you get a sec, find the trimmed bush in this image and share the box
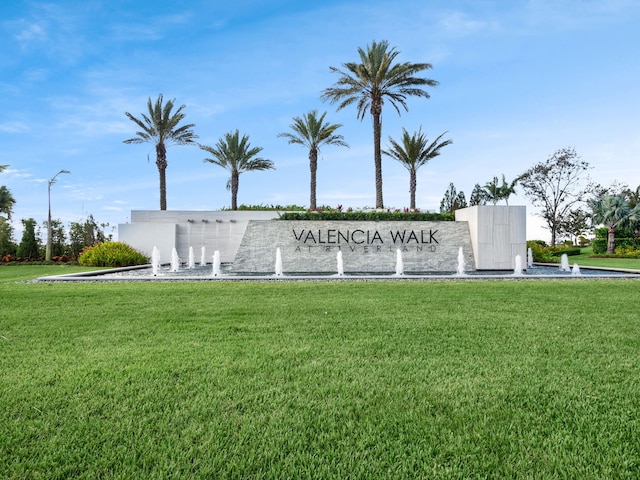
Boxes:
[279,211,454,221]
[552,247,581,257]
[78,242,148,267]
[593,237,640,255]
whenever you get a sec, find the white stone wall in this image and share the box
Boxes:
[232,220,474,274]
[119,206,527,271]
[119,210,281,263]
[455,205,527,270]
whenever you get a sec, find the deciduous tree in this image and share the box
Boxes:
[518,147,591,245]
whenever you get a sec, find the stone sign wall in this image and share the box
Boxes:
[232,220,474,274]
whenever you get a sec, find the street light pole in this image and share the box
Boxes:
[46,169,70,262]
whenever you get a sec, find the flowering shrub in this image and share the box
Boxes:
[78,242,148,267]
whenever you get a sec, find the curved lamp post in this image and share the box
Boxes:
[46,169,70,261]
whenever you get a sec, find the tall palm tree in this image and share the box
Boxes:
[278,110,349,210]
[0,186,16,220]
[382,128,451,210]
[590,193,640,254]
[124,94,198,210]
[200,130,274,210]
[321,40,437,209]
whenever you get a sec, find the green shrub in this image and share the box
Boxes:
[551,246,581,257]
[592,238,607,254]
[526,241,581,262]
[223,204,306,211]
[78,242,148,267]
[527,241,556,262]
[279,211,454,221]
[593,237,640,255]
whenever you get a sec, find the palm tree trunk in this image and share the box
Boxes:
[409,170,417,210]
[607,227,616,254]
[156,142,168,210]
[309,147,318,211]
[372,109,383,209]
[231,171,239,210]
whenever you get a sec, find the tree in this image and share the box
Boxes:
[623,185,640,209]
[200,130,274,210]
[0,217,16,258]
[68,214,108,258]
[382,128,451,210]
[0,186,16,220]
[440,183,467,214]
[483,174,519,205]
[518,147,591,245]
[469,183,487,206]
[17,218,40,260]
[124,94,198,210]
[278,110,348,210]
[557,208,591,245]
[589,194,640,254]
[321,40,438,209]
[43,218,66,258]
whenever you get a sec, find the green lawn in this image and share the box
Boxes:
[1,277,639,478]
[0,264,109,284]
[566,247,640,270]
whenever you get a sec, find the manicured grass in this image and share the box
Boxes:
[566,247,640,270]
[1,280,639,478]
[0,264,109,284]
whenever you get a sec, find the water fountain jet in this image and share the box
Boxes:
[395,249,404,276]
[200,246,206,267]
[151,246,161,276]
[274,248,283,276]
[170,248,180,272]
[513,255,523,275]
[187,246,195,269]
[336,250,344,276]
[527,247,534,268]
[572,263,581,276]
[456,247,466,275]
[212,250,221,276]
[559,253,570,272]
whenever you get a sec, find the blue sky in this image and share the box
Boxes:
[1,0,639,242]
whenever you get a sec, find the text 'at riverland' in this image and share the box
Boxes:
[291,229,439,245]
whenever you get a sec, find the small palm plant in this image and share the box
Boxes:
[200,130,274,210]
[382,128,452,210]
[278,110,348,210]
[483,174,519,205]
[124,94,198,210]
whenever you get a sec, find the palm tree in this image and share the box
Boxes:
[0,165,12,219]
[382,128,452,210]
[278,110,349,210]
[321,40,437,209]
[0,186,16,220]
[200,130,274,210]
[483,174,519,205]
[590,194,640,254]
[124,94,198,210]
